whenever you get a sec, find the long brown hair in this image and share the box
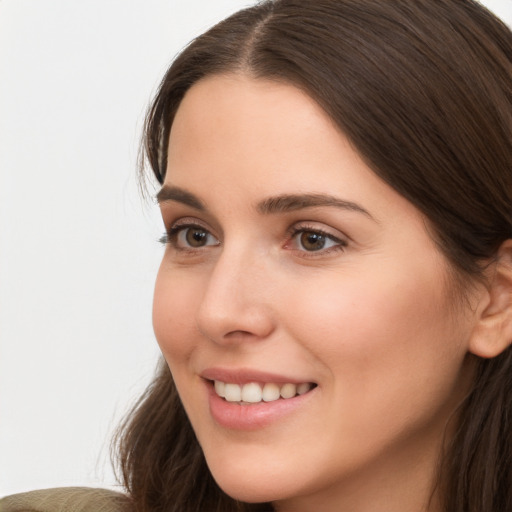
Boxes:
[113,1,512,511]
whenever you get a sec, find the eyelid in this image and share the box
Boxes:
[285,222,348,255]
[168,216,212,232]
[160,217,220,248]
[287,221,348,241]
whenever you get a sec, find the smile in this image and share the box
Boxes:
[213,380,316,404]
[203,372,319,429]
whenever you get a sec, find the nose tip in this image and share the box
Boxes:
[195,254,276,345]
[197,301,275,345]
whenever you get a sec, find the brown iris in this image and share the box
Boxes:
[185,228,209,247]
[300,231,327,251]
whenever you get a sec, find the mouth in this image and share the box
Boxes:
[202,371,318,430]
[211,380,317,405]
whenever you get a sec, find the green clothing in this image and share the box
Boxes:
[0,487,131,512]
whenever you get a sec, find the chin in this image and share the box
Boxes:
[205,452,298,504]
[213,475,285,504]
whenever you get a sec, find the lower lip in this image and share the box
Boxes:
[206,381,316,431]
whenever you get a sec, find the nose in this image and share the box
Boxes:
[196,245,276,345]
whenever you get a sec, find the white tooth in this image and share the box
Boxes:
[224,383,242,402]
[214,380,225,398]
[297,382,311,395]
[280,383,297,399]
[262,383,280,402]
[241,382,262,403]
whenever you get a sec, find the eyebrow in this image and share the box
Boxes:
[156,185,205,210]
[156,185,374,220]
[257,193,374,219]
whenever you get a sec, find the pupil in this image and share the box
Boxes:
[187,228,207,247]
[301,232,325,251]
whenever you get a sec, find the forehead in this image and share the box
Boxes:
[166,74,367,194]
[168,73,335,160]
[165,74,424,224]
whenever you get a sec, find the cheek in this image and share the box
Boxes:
[152,265,206,424]
[152,264,199,361]
[283,263,469,423]
[286,264,448,351]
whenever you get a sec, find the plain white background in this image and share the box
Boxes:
[1,0,511,497]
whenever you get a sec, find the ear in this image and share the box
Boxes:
[469,240,512,359]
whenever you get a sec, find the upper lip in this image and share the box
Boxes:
[201,367,315,385]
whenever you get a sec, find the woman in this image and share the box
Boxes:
[4,0,512,511]
[112,0,512,511]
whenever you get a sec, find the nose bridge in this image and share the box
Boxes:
[196,241,274,343]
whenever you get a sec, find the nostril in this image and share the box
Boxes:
[224,330,259,340]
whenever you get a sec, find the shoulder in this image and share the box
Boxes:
[0,487,132,512]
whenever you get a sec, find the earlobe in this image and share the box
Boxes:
[469,240,512,359]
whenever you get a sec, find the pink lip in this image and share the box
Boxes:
[201,367,314,385]
[200,369,317,431]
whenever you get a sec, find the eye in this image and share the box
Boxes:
[176,226,217,248]
[161,223,219,249]
[288,227,346,253]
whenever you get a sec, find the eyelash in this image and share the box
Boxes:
[286,224,347,256]
[159,221,218,250]
[159,221,347,256]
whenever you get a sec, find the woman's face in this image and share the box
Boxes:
[153,74,477,510]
